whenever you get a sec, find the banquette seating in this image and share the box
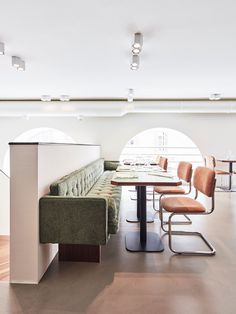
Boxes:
[39,158,121,262]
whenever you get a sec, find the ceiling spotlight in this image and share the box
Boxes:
[41,95,51,102]
[209,93,221,101]
[132,47,141,55]
[60,95,70,101]
[12,56,21,68]
[127,88,134,102]
[0,42,5,55]
[17,59,25,71]
[132,33,143,51]
[130,54,139,70]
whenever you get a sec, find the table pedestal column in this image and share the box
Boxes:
[125,186,164,252]
[126,186,154,223]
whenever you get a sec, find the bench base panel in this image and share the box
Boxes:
[59,244,101,263]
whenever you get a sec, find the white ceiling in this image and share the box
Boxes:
[0,0,236,100]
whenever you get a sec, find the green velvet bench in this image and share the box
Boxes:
[39,159,121,262]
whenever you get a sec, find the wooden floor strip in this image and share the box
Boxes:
[0,235,9,281]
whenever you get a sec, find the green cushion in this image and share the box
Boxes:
[87,171,121,234]
[40,159,121,244]
[104,160,120,171]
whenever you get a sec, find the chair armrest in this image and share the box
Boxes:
[39,196,108,245]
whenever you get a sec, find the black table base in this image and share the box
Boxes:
[125,186,164,253]
[125,231,164,252]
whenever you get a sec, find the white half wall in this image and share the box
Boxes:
[0,172,9,235]
[10,143,100,284]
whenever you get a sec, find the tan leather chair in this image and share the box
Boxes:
[158,156,168,171]
[160,167,216,255]
[204,155,229,175]
[205,155,229,189]
[153,161,193,225]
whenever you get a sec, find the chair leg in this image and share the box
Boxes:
[153,189,159,212]
[160,201,169,232]
[163,214,192,226]
[167,213,216,256]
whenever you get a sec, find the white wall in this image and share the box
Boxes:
[73,113,236,161]
[10,143,100,284]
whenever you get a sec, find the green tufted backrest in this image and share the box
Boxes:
[50,158,104,197]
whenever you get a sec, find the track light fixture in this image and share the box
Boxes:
[0,42,5,55]
[41,95,51,102]
[17,59,25,71]
[127,88,134,102]
[12,56,21,68]
[12,56,25,71]
[209,93,221,101]
[130,55,139,70]
[132,33,143,53]
[60,95,70,101]
[130,32,143,70]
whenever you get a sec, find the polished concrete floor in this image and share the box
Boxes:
[1,188,236,314]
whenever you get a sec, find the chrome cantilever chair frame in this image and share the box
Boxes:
[157,183,192,226]
[160,179,216,256]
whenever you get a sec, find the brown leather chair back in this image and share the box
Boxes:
[204,155,216,169]
[177,162,192,183]
[193,167,216,197]
[159,156,168,171]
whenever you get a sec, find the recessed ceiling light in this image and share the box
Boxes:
[0,42,5,55]
[41,95,51,102]
[209,93,221,100]
[60,95,70,101]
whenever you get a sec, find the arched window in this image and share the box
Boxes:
[2,128,75,176]
[120,128,203,169]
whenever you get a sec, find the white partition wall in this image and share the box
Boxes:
[10,143,101,284]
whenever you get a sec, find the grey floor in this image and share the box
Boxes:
[1,188,236,314]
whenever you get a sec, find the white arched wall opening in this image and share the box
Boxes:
[119,127,203,169]
[91,114,211,161]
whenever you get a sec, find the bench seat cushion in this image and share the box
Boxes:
[87,171,121,234]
